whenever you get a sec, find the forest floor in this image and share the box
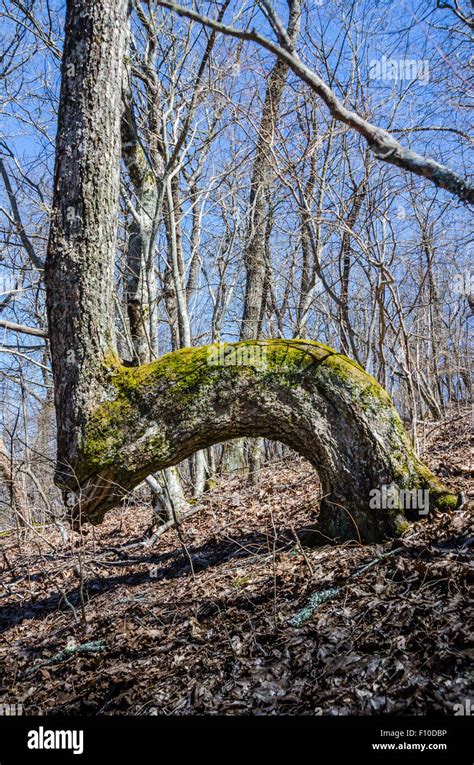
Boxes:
[0,407,472,715]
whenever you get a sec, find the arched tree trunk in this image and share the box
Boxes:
[69,339,460,542]
[45,0,460,546]
[238,1,301,486]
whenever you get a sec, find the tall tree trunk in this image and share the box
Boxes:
[0,438,29,527]
[239,2,301,485]
[45,0,129,488]
[121,94,161,365]
[338,180,367,361]
[240,0,301,341]
[121,27,189,519]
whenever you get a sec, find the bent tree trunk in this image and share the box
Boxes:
[45,0,459,545]
[70,339,460,542]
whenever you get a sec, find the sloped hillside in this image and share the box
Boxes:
[0,410,472,715]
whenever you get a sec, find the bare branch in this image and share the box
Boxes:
[155,0,473,203]
[0,319,48,338]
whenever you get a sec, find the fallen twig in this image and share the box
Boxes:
[21,640,106,678]
[289,547,406,626]
[289,587,341,626]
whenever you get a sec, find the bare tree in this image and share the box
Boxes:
[42,0,460,545]
[156,0,473,203]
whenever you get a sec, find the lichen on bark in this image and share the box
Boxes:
[68,339,460,543]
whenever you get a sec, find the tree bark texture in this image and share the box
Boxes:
[70,339,460,542]
[45,0,129,483]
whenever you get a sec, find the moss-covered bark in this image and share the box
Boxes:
[66,339,460,542]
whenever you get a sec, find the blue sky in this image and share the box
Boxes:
[0,0,472,430]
